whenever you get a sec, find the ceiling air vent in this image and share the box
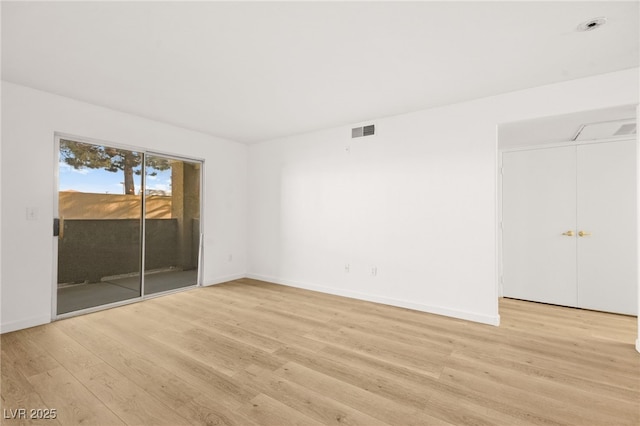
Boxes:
[573,118,637,141]
[613,123,637,136]
[352,124,375,138]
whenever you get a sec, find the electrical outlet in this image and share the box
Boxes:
[344,264,350,273]
[371,266,377,276]
[228,254,233,262]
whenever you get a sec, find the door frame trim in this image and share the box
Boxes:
[500,135,635,153]
[51,135,60,321]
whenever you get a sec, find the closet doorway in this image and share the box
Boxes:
[54,136,202,316]
[499,105,638,316]
[502,139,637,315]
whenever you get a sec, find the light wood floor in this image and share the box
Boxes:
[1,278,638,425]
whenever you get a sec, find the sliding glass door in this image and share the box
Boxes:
[144,155,200,295]
[57,140,143,314]
[56,138,202,315]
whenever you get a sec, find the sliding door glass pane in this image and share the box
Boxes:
[144,156,200,295]
[57,140,142,314]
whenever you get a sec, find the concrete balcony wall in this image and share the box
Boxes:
[57,218,199,284]
[59,192,171,219]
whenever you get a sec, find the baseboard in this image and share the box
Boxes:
[1,274,500,332]
[245,273,500,326]
[1,315,51,334]
[202,273,246,287]
[636,339,640,354]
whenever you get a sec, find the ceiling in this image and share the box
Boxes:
[2,1,638,144]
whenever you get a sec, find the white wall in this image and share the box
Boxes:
[247,68,639,326]
[2,69,638,335]
[1,81,247,333]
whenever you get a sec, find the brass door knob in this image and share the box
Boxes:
[562,230,574,236]
[578,231,591,237]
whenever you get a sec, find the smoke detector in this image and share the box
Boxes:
[577,17,607,32]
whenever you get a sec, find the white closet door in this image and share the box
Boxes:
[577,140,637,315]
[502,146,578,306]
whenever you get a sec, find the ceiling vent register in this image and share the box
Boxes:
[613,123,637,136]
[573,119,637,141]
[352,124,375,138]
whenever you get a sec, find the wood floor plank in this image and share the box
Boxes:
[148,326,285,375]
[1,278,638,425]
[313,344,542,425]
[274,361,453,426]
[444,351,639,423]
[54,316,200,411]
[26,367,125,425]
[0,354,63,426]
[72,363,190,425]
[23,323,104,375]
[274,343,433,410]
[496,333,639,378]
[420,384,552,426]
[179,285,265,310]
[94,314,256,407]
[235,393,325,426]
[87,299,194,334]
[439,365,634,426]
[326,314,457,351]
[82,312,259,409]
[190,317,284,353]
[190,300,329,352]
[1,332,61,378]
[234,364,389,426]
[451,347,640,403]
[304,325,447,377]
[174,394,260,426]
